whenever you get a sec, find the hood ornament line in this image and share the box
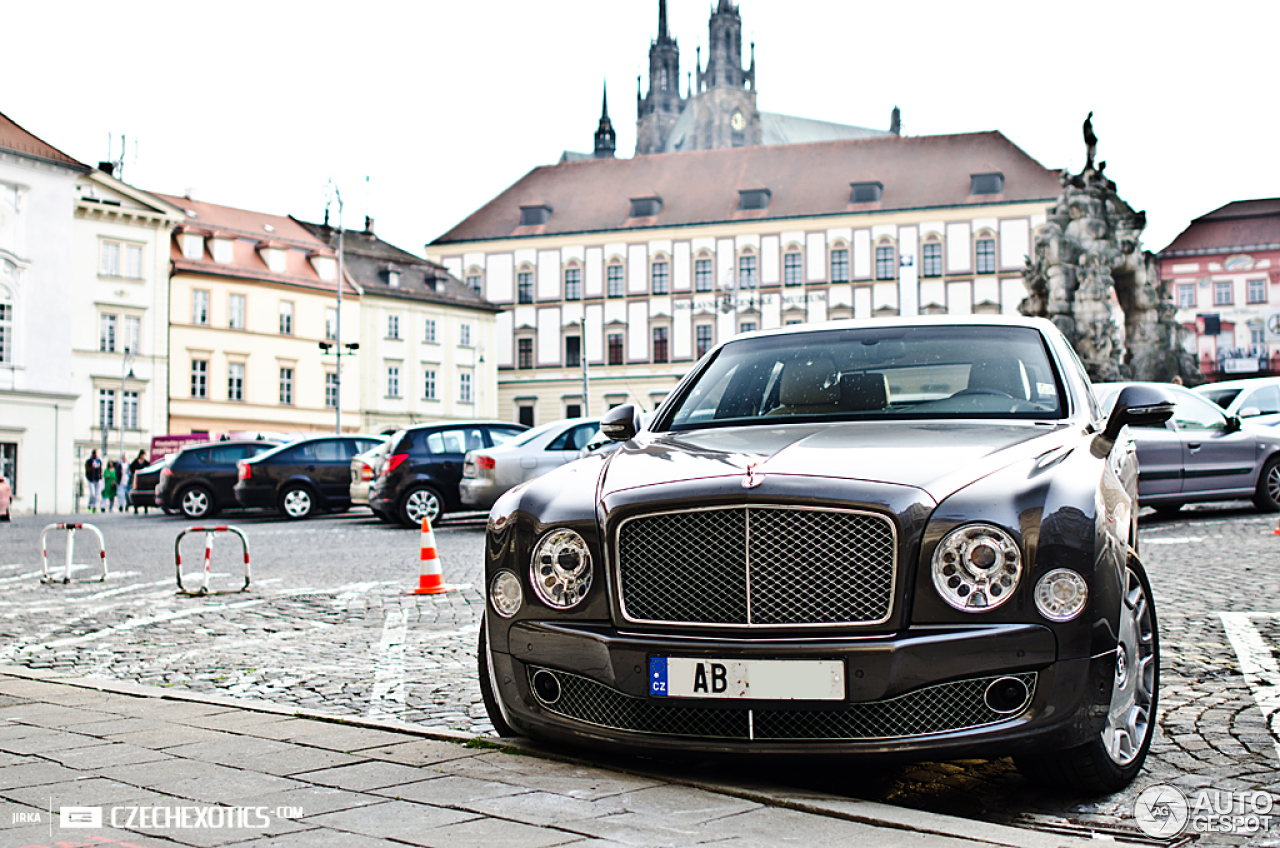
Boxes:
[742,461,764,489]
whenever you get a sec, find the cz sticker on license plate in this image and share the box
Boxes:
[649,657,844,700]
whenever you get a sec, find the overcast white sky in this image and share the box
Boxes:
[6,1,1277,259]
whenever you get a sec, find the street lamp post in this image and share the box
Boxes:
[326,183,346,434]
[118,347,135,475]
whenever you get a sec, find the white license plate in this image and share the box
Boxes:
[649,657,844,701]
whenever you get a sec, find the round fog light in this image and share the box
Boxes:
[1035,569,1088,621]
[489,570,523,618]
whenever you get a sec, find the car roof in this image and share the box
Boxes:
[174,439,281,455]
[732,314,1059,344]
[400,420,527,433]
[247,433,387,461]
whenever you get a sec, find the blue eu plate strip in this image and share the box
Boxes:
[649,657,668,697]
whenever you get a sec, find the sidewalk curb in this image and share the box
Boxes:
[0,665,1101,847]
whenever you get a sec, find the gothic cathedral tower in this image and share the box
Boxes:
[635,0,685,155]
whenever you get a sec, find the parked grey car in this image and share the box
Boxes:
[460,417,599,512]
[1096,382,1280,513]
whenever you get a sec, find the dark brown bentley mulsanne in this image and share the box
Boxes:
[480,317,1174,792]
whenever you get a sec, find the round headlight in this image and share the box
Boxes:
[931,523,1022,612]
[489,570,523,618]
[529,529,593,609]
[1034,568,1088,621]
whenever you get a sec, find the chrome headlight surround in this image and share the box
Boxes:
[489,570,523,618]
[931,523,1023,612]
[529,528,593,609]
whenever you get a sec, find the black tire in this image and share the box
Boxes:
[177,485,216,520]
[372,508,396,524]
[398,485,443,528]
[279,485,317,520]
[0,510,9,522]
[1253,455,1280,512]
[1015,559,1158,793]
[1151,502,1184,517]
[478,624,516,737]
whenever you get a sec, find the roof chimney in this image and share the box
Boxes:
[364,215,374,234]
[98,161,115,177]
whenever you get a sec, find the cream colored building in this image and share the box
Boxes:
[156,194,361,437]
[429,132,1060,425]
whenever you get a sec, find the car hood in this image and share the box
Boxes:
[600,421,1075,505]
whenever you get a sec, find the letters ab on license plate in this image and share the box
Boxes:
[649,657,844,701]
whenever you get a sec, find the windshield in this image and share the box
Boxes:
[664,324,1064,430]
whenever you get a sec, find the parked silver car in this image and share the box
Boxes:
[1096,382,1280,513]
[350,435,397,517]
[460,417,599,511]
[1193,376,1280,428]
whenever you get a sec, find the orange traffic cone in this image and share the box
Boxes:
[409,515,456,595]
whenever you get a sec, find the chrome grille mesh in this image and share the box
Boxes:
[617,506,895,626]
[530,667,1036,740]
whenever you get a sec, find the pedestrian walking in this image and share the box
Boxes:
[128,449,149,513]
[103,460,118,512]
[116,454,131,512]
[85,450,103,513]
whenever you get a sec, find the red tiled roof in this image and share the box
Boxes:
[433,131,1061,244]
[1160,199,1280,254]
[0,110,89,171]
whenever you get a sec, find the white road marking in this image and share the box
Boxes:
[1143,537,1206,545]
[1219,612,1280,762]
[366,605,408,721]
[74,579,173,601]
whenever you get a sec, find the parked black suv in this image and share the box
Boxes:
[234,435,386,519]
[156,439,281,519]
[130,456,174,513]
[368,421,526,527]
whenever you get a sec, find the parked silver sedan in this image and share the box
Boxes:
[1193,376,1280,428]
[460,417,599,512]
[1095,382,1280,513]
[350,435,397,517]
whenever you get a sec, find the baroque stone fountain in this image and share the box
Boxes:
[1020,114,1199,383]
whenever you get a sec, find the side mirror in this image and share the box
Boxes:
[600,404,642,443]
[1239,407,1261,418]
[1102,385,1176,441]
[1226,415,1243,433]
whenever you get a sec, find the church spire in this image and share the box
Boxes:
[658,0,670,42]
[594,82,616,159]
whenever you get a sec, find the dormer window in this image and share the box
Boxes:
[849,181,883,204]
[310,253,336,281]
[210,235,235,264]
[519,204,553,226]
[970,173,1004,195]
[258,243,286,273]
[738,188,771,211]
[180,231,205,260]
[629,196,662,218]
[388,270,401,288]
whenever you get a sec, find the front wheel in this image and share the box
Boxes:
[1253,455,1280,512]
[279,486,317,520]
[1015,560,1158,793]
[399,486,443,528]
[478,624,516,737]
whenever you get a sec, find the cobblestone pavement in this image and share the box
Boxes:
[2,504,1279,845]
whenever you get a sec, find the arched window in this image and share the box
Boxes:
[783,244,803,287]
[516,264,535,304]
[874,239,897,281]
[975,231,997,275]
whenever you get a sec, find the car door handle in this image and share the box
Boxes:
[1187,444,1200,452]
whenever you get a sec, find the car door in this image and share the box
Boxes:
[1127,417,1186,499]
[1172,391,1259,497]
[206,444,253,504]
[312,439,354,504]
[426,427,482,509]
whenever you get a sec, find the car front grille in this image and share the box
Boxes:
[529,667,1037,741]
[616,506,896,627]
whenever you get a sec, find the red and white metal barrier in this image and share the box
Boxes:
[175,525,251,595]
[39,523,108,584]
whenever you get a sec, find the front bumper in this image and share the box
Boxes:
[487,620,1113,758]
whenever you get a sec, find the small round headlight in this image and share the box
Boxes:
[931,523,1022,612]
[1034,568,1088,621]
[529,529,593,609]
[489,570,523,618]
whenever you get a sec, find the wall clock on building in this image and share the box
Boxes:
[731,111,745,131]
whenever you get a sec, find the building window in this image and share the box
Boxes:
[1252,325,1265,346]
[121,390,139,430]
[564,267,582,300]
[738,255,758,289]
[192,290,209,325]
[466,273,482,294]
[98,388,115,429]
[970,173,1004,195]
[607,263,625,298]
[387,314,400,339]
[0,303,10,363]
[279,301,294,335]
[279,367,294,405]
[1177,283,1195,309]
[784,252,802,286]
[460,323,472,346]
[651,260,669,294]
[565,336,581,368]
[386,365,400,397]
[424,318,437,343]
[517,271,534,304]
[325,308,337,341]
[121,315,140,354]
[424,369,437,400]
[0,443,15,494]
[191,359,207,399]
[388,270,401,288]
[226,293,245,330]
[652,327,669,363]
[830,249,849,283]
[325,373,338,409]
[875,246,895,280]
[518,405,535,427]
[517,338,534,369]
[181,234,203,260]
[975,238,996,274]
[1214,281,1233,306]
[921,242,942,278]
[565,403,582,419]
[1248,279,1267,304]
[460,372,473,404]
[99,313,117,353]
[739,321,757,334]
[228,362,245,401]
[101,242,119,277]
[696,325,713,358]
[608,332,624,365]
[695,258,714,292]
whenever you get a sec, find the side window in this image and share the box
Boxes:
[208,446,248,464]
[546,428,574,451]
[312,441,345,462]
[571,424,595,450]
[489,427,525,445]
[249,444,276,457]
[427,430,469,455]
[1245,386,1280,415]
[1171,394,1228,431]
